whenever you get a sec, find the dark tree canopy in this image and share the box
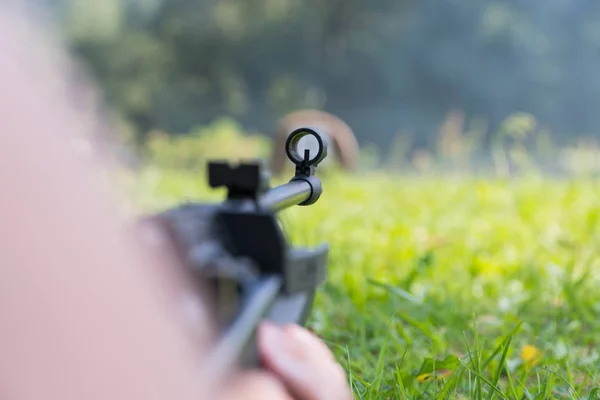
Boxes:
[45,0,600,156]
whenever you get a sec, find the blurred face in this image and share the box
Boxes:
[0,3,222,399]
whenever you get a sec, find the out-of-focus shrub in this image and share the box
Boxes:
[144,118,272,170]
[492,112,537,177]
[559,138,600,177]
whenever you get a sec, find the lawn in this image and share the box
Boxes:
[130,167,600,399]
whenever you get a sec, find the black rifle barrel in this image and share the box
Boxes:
[258,180,312,212]
[198,276,282,391]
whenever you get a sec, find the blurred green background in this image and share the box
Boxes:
[36,1,600,398]
[44,0,600,176]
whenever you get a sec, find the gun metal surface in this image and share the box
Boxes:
[152,127,331,381]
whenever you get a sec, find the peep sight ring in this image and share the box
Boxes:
[285,127,328,167]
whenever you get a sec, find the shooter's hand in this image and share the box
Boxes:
[222,323,354,400]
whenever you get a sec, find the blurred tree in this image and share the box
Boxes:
[42,0,600,161]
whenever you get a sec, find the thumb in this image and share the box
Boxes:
[258,323,354,400]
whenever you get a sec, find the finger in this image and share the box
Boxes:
[280,324,336,363]
[219,371,294,400]
[258,323,353,400]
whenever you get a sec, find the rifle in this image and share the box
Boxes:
[150,127,330,379]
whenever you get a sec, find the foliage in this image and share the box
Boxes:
[492,112,538,178]
[123,137,600,397]
[138,114,600,178]
[47,0,600,156]
[144,118,271,170]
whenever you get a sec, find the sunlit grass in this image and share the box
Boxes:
[130,167,600,399]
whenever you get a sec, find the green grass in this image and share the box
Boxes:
[127,167,600,399]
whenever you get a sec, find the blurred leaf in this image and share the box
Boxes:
[415,355,460,383]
